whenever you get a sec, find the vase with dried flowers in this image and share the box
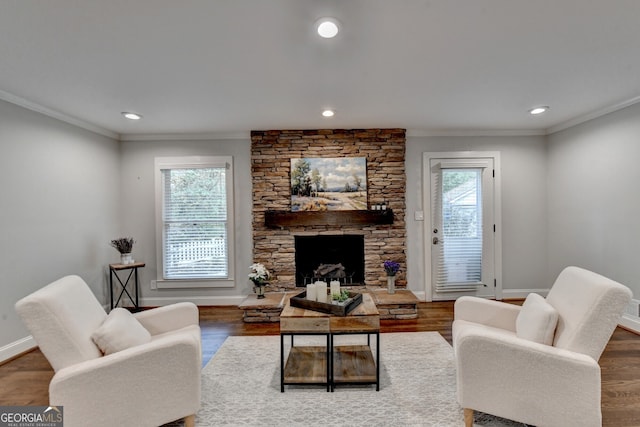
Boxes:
[110,237,135,265]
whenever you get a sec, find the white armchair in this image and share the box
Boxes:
[15,275,201,427]
[453,266,632,427]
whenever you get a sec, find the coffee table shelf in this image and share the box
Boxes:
[332,344,377,384]
[283,346,330,384]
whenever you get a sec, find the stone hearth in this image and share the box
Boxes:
[239,288,419,323]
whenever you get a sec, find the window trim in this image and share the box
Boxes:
[154,156,235,288]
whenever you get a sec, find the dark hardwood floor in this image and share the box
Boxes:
[2,301,640,426]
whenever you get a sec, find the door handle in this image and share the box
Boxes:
[433,237,439,245]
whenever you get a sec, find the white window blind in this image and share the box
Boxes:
[435,168,483,292]
[161,165,229,280]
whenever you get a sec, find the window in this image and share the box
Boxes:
[155,156,234,288]
[438,168,484,287]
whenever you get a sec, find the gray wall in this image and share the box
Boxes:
[119,138,253,305]
[406,135,548,298]
[5,97,639,354]
[0,100,120,351]
[547,103,640,298]
[121,135,549,303]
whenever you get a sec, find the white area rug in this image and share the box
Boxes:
[170,332,529,426]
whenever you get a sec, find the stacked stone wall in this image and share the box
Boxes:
[251,129,406,290]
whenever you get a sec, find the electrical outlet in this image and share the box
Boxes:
[414,211,424,221]
[150,280,157,290]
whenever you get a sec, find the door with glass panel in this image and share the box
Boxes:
[429,157,496,300]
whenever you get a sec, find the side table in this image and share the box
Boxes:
[109,262,145,309]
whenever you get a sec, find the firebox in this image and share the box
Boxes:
[294,235,365,287]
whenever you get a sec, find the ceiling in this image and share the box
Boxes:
[1,0,640,139]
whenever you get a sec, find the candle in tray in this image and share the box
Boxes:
[330,281,340,299]
[306,283,316,301]
[315,281,327,303]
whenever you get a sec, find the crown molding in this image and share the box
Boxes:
[406,129,546,137]
[0,89,119,139]
[3,87,640,141]
[119,132,250,142]
[546,95,640,135]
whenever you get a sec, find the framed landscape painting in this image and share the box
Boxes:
[290,157,367,211]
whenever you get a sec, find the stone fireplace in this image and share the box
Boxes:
[251,129,407,290]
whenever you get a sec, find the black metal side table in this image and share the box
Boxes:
[109,262,145,309]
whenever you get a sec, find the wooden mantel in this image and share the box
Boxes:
[264,209,394,228]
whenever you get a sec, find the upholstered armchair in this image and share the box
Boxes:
[453,266,632,427]
[15,275,201,427]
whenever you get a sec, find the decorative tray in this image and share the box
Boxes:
[289,291,363,316]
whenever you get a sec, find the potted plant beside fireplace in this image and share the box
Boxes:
[384,260,400,294]
[249,263,271,299]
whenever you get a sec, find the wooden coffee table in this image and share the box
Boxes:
[280,292,380,392]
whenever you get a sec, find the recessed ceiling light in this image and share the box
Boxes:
[529,106,549,115]
[122,112,142,120]
[322,109,335,117]
[316,18,339,38]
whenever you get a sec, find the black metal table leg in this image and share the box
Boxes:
[328,334,332,392]
[109,269,114,309]
[134,266,139,307]
[280,334,285,392]
[376,332,380,391]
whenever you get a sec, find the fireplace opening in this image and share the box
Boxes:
[294,235,365,287]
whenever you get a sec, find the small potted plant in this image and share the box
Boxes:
[383,260,400,294]
[248,263,271,299]
[110,237,135,265]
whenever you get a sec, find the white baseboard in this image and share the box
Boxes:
[412,290,427,301]
[140,295,246,307]
[0,336,36,364]
[620,314,640,334]
[417,288,550,302]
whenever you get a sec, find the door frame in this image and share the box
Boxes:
[422,151,503,301]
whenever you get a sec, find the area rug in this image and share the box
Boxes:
[167,332,529,426]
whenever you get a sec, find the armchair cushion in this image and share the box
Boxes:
[516,293,558,345]
[91,308,151,355]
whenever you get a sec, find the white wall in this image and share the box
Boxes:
[0,100,120,356]
[119,138,253,305]
[547,103,640,297]
[406,135,548,299]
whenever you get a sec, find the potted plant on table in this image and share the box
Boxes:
[110,237,135,265]
[249,263,271,299]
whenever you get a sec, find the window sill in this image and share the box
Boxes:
[155,279,235,289]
